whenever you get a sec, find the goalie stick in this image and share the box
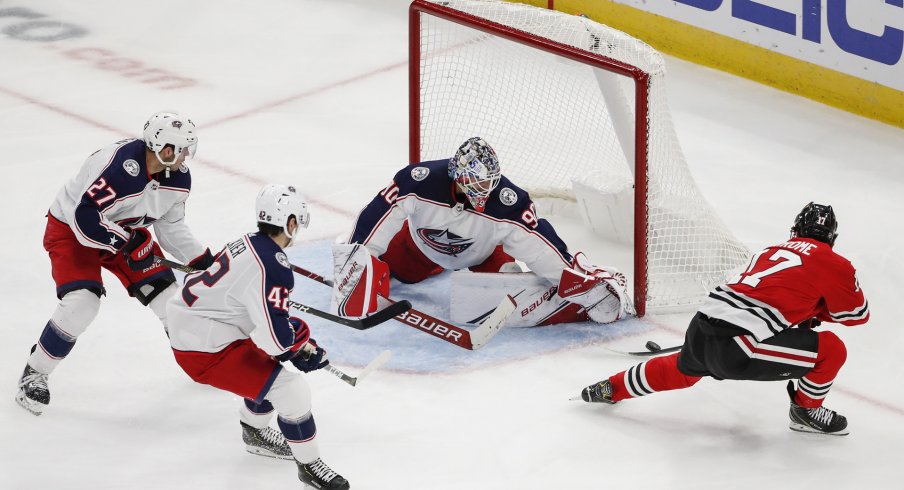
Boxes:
[153,256,411,330]
[290,263,516,350]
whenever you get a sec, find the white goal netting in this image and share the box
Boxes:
[413,0,749,312]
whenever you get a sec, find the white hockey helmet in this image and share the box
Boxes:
[448,137,501,212]
[143,111,198,170]
[256,184,310,241]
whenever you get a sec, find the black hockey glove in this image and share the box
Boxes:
[188,249,215,270]
[799,318,822,329]
[291,339,329,373]
[121,228,154,271]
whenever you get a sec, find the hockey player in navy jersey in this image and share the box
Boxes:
[167,184,349,490]
[16,112,214,416]
[333,137,631,327]
[581,203,869,435]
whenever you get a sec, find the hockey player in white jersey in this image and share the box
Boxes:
[336,137,631,327]
[167,184,349,490]
[16,112,214,416]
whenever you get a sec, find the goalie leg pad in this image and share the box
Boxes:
[451,271,588,327]
[331,244,390,318]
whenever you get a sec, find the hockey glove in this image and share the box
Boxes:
[291,340,329,373]
[188,249,215,271]
[275,317,312,362]
[121,228,155,271]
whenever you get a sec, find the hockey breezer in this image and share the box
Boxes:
[291,263,515,350]
[153,256,411,330]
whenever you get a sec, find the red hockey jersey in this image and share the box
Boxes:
[698,237,869,341]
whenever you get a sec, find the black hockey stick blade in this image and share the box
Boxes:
[359,300,412,328]
[604,342,682,357]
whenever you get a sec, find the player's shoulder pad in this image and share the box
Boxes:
[392,159,452,200]
[248,233,294,288]
[482,176,534,220]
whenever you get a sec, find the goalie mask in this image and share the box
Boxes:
[791,202,838,247]
[143,111,198,176]
[448,137,501,212]
[256,184,310,244]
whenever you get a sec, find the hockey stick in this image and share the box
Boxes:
[322,350,392,387]
[154,256,411,330]
[290,263,516,350]
[605,340,683,357]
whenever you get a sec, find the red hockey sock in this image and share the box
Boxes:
[608,353,702,402]
[794,331,846,409]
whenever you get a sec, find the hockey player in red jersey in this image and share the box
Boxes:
[335,137,631,327]
[16,112,214,416]
[581,202,869,435]
[167,184,349,490]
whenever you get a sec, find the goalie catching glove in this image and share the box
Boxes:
[557,252,633,323]
[275,317,329,373]
[330,244,390,318]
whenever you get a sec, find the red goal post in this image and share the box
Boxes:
[409,0,748,316]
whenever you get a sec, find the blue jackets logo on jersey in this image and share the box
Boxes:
[123,159,140,176]
[416,228,474,256]
[411,166,430,181]
[499,188,518,206]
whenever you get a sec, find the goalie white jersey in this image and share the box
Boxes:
[48,138,204,262]
[348,160,573,284]
[167,233,298,358]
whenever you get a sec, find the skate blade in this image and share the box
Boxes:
[15,393,45,416]
[789,422,849,436]
[245,446,295,460]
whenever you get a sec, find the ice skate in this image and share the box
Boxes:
[241,421,293,460]
[581,379,615,404]
[787,381,848,436]
[16,364,50,416]
[297,458,350,490]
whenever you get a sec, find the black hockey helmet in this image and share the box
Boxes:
[791,202,838,246]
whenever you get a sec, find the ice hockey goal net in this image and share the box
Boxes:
[410,0,749,315]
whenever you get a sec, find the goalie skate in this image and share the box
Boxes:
[241,421,294,460]
[298,458,350,490]
[16,364,49,416]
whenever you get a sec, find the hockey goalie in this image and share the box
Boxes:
[331,137,633,327]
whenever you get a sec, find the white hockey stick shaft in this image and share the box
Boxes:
[321,350,392,387]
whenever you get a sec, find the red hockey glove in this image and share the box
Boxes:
[188,249,215,270]
[291,339,329,373]
[120,228,154,271]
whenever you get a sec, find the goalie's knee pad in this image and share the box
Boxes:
[331,244,390,318]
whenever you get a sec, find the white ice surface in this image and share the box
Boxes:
[1,1,903,489]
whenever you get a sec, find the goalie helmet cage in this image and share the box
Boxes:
[409,0,749,316]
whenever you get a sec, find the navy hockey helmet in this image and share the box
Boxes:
[448,137,501,212]
[791,202,838,246]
